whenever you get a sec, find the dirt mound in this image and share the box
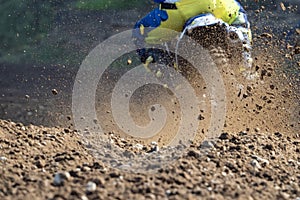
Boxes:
[0,119,299,200]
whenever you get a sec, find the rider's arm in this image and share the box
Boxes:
[132,8,169,63]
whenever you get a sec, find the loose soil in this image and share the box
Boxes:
[0,3,299,200]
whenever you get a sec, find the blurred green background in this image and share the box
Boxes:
[0,0,149,65]
[0,0,298,66]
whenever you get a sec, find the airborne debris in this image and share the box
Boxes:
[261,32,273,39]
[156,70,163,78]
[280,2,286,11]
[52,89,58,95]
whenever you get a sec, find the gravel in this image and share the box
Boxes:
[0,119,299,199]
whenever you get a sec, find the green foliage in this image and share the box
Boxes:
[76,0,144,10]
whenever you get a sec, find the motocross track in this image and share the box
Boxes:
[0,2,300,200]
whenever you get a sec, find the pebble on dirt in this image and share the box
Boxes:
[86,181,97,193]
[250,159,261,169]
[200,140,215,149]
[53,172,71,186]
[0,156,7,162]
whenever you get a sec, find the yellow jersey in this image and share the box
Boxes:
[146,0,240,44]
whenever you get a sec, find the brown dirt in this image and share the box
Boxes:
[0,4,300,200]
[0,119,299,200]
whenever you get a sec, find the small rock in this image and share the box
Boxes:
[151,141,158,146]
[109,172,120,178]
[41,141,47,146]
[263,144,273,151]
[187,150,200,158]
[274,185,281,190]
[238,131,247,136]
[250,159,261,169]
[86,181,97,193]
[145,194,156,200]
[133,143,143,150]
[81,196,89,200]
[252,155,269,166]
[200,140,215,149]
[82,166,91,172]
[219,132,229,140]
[288,159,295,163]
[274,132,282,137]
[198,114,205,120]
[221,171,227,177]
[35,160,45,168]
[280,192,290,200]
[293,140,300,145]
[123,150,135,158]
[246,85,252,92]
[148,141,159,152]
[0,156,7,162]
[254,127,260,132]
[166,189,171,196]
[53,172,71,186]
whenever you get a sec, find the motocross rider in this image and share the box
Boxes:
[133,0,253,71]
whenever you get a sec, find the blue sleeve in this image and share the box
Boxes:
[154,0,165,3]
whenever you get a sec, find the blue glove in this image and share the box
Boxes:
[134,8,168,29]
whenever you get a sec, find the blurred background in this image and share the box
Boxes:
[0,0,299,126]
[0,0,152,66]
[0,0,298,66]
